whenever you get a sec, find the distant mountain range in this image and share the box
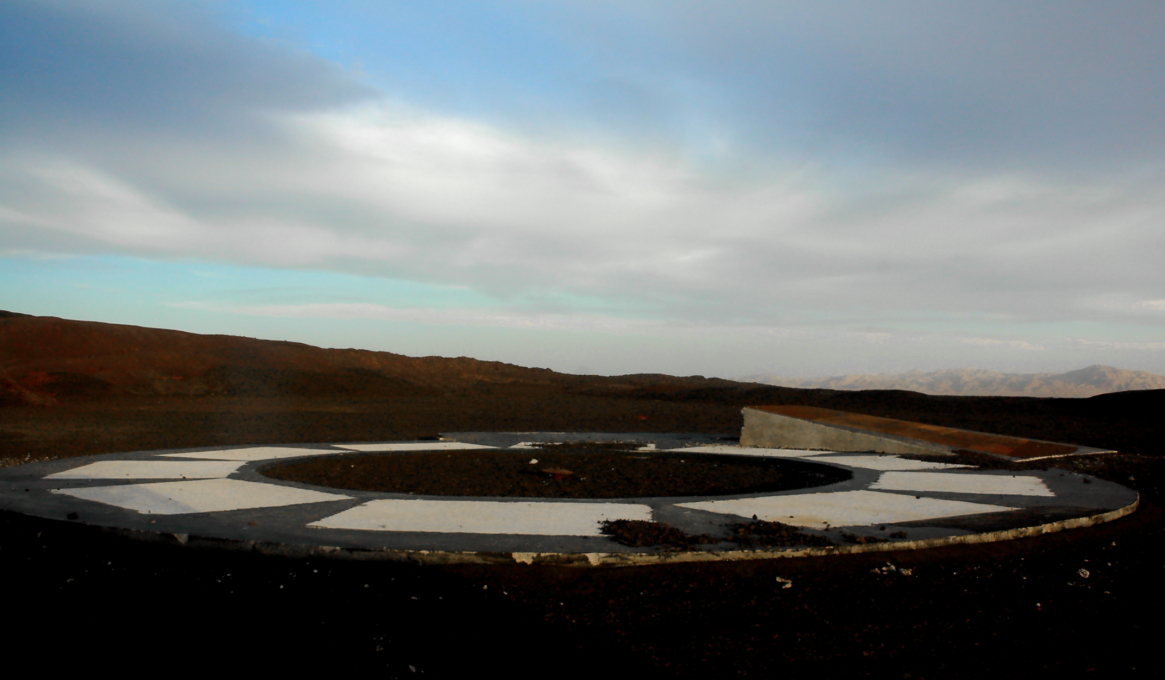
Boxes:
[740,365,1165,398]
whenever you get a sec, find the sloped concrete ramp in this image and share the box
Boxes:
[741,405,1115,460]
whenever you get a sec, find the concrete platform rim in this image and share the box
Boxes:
[76,496,1139,568]
[0,434,1139,568]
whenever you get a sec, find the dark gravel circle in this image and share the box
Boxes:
[261,446,851,498]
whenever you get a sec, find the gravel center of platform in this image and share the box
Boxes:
[261,445,851,498]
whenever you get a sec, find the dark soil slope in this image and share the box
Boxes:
[0,312,740,404]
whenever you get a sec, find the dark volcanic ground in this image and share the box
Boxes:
[2,390,1163,678]
[263,446,850,498]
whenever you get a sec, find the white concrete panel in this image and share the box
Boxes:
[45,460,245,480]
[335,442,498,452]
[161,447,344,461]
[52,479,351,515]
[678,490,1016,528]
[309,499,653,536]
[871,471,1054,496]
[674,445,833,457]
[814,455,970,471]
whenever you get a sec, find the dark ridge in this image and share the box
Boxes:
[1087,388,1165,409]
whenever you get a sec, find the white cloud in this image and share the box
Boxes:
[958,337,1046,352]
[168,300,659,334]
[6,104,1165,334]
[289,104,719,239]
[1072,339,1165,352]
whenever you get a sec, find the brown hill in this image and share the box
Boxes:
[0,311,737,405]
[742,365,1165,398]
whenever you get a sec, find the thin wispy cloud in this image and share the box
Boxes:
[169,300,659,334]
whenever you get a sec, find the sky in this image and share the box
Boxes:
[3,0,1165,378]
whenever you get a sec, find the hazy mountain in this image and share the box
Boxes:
[740,365,1165,398]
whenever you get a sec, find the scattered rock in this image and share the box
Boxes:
[843,531,888,545]
[600,519,716,551]
[541,468,574,480]
[730,520,833,548]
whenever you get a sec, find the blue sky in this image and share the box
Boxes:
[3,1,1164,378]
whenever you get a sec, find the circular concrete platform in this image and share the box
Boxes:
[0,432,1138,567]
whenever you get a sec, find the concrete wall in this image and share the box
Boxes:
[739,407,949,456]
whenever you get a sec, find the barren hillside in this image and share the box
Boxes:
[0,311,737,405]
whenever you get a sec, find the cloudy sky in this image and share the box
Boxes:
[3,1,1164,378]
